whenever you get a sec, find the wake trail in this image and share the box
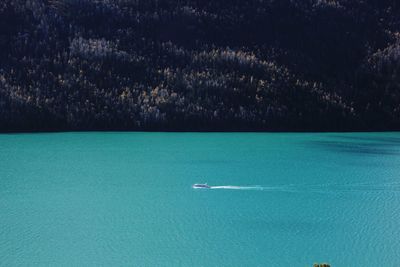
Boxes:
[208,185,296,191]
[202,183,400,193]
[210,185,262,190]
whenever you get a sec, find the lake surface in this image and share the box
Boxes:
[1,132,400,266]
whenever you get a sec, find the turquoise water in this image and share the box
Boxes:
[1,132,400,266]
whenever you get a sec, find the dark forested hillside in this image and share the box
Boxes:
[0,0,399,131]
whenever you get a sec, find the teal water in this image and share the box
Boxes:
[1,132,400,266]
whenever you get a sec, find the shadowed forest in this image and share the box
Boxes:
[0,0,399,131]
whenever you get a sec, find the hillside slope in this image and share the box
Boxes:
[0,0,399,131]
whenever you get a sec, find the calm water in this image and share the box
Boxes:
[1,132,400,266]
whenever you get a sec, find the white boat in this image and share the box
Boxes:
[192,183,211,189]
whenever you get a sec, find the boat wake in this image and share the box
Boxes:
[193,183,272,190]
[210,185,260,190]
[194,183,400,193]
[208,185,289,191]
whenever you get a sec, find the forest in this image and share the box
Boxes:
[0,0,399,131]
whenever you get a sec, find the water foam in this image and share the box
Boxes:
[196,183,400,193]
[208,185,297,191]
[210,185,264,190]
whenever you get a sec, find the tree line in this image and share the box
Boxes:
[0,0,399,131]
